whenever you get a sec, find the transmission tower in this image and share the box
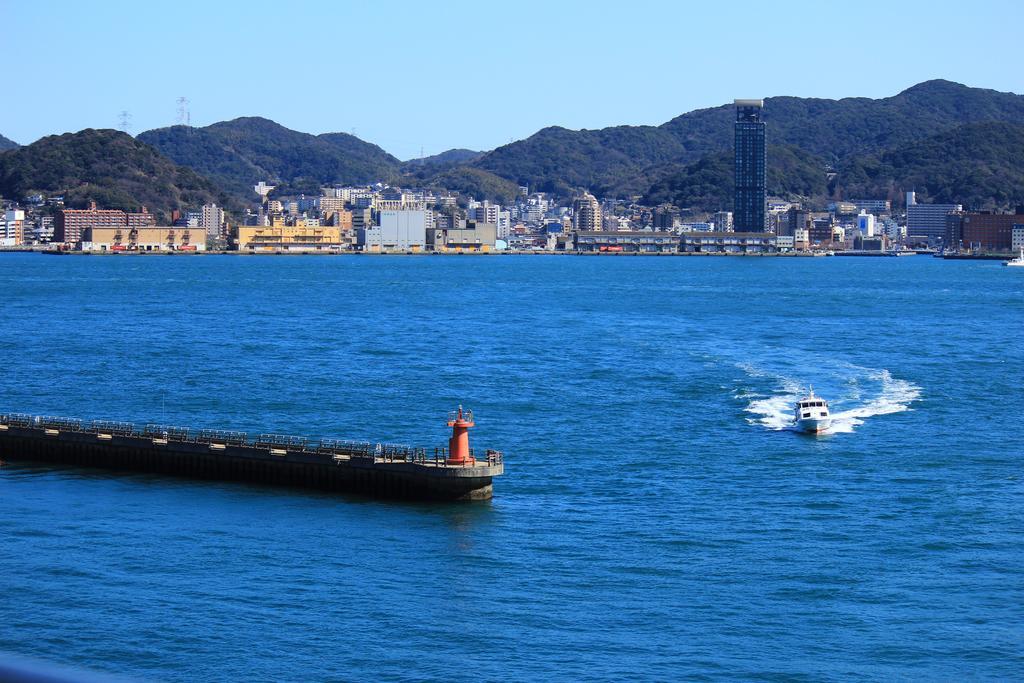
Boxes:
[176,97,190,127]
[118,110,132,134]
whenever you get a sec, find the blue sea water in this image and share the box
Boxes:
[0,252,1022,681]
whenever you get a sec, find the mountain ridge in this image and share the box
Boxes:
[4,80,1023,215]
[403,148,483,167]
[134,80,1024,204]
[471,80,1024,198]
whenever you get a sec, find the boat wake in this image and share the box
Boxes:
[738,363,921,434]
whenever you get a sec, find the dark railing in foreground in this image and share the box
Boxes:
[0,413,503,468]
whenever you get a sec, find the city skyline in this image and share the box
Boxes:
[3,0,1023,158]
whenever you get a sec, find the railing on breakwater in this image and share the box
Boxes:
[0,413,503,469]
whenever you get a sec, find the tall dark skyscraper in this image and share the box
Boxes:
[734,99,766,232]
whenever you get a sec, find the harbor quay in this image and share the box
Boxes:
[25,247,940,257]
[0,408,502,501]
[34,248,832,256]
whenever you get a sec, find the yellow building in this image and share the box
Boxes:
[82,226,206,251]
[233,225,344,252]
[428,222,497,252]
[325,208,353,231]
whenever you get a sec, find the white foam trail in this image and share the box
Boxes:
[828,369,921,434]
[738,364,804,431]
[745,392,800,431]
[739,365,921,435]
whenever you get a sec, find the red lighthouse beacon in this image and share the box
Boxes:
[446,406,475,466]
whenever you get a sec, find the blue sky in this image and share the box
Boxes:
[3,0,1022,159]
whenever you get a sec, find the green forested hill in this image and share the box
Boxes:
[657,80,1024,164]
[138,118,402,197]
[472,125,687,196]
[643,119,1024,213]
[402,149,483,169]
[0,134,19,152]
[0,129,240,222]
[832,121,1024,210]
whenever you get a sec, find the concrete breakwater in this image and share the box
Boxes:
[0,411,503,501]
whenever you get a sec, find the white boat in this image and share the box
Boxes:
[1004,247,1024,267]
[794,387,831,434]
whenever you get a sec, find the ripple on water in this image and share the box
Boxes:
[0,254,1021,681]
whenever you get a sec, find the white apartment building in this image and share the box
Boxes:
[1012,225,1024,250]
[201,203,225,237]
[857,211,876,237]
